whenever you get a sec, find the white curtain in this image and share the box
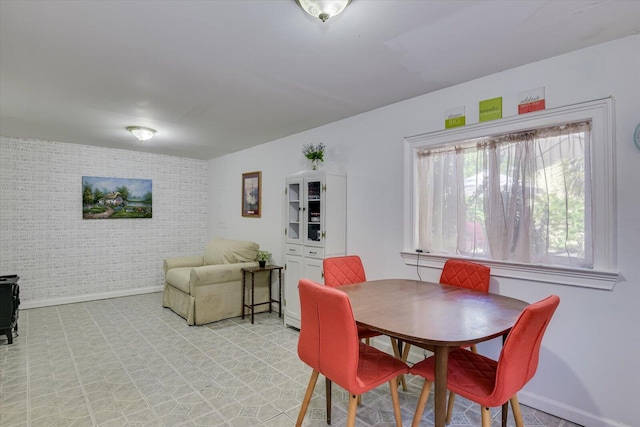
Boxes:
[417,122,592,267]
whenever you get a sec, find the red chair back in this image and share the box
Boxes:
[439,259,490,292]
[297,278,360,390]
[323,255,366,288]
[493,294,560,404]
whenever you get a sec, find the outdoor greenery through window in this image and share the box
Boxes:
[416,121,592,268]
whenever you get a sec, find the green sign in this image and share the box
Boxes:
[445,116,466,128]
[445,106,466,129]
[479,97,503,122]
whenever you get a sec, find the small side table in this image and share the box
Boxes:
[241,265,282,324]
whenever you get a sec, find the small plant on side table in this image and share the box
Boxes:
[256,250,270,268]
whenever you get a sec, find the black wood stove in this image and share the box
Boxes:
[0,275,20,344]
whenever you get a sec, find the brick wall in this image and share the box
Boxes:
[0,137,208,307]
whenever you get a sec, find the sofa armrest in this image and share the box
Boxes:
[189,262,258,293]
[164,256,204,274]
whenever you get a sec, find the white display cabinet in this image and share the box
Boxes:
[283,171,346,329]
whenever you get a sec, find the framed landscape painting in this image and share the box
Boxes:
[82,176,152,219]
[242,171,261,218]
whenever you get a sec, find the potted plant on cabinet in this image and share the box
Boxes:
[302,143,325,170]
[256,250,270,268]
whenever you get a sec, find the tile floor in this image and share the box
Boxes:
[0,292,581,426]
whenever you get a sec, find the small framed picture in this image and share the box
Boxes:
[242,171,261,218]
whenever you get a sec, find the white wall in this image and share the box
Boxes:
[0,137,209,307]
[208,35,640,427]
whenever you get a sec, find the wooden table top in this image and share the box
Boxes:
[241,264,283,273]
[338,278,529,347]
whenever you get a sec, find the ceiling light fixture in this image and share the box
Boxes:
[295,0,351,22]
[126,126,156,142]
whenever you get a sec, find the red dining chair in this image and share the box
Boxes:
[296,279,409,427]
[401,258,491,423]
[409,294,560,427]
[323,255,367,289]
[324,255,397,347]
[439,258,491,293]
[322,255,406,424]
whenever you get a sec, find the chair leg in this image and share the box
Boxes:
[501,402,508,427]
[390,338,407,391]
[389,377,403,427]
[326,377,332,424]
[296,370,320,427]
[402,342,411,363]
[411,379,433,427]
[356,338,365,406]
[510,395,524,427]
[445,390,456,424]
[480,405,492,427]
[346,394,358,427]
[391,337,400,357]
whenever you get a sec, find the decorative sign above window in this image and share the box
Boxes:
[445,105,466,129]
[479,97,503,122]
[518,87,546,114]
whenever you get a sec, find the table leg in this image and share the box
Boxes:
[502,402,508,426]
[278,268,282,317]
[241,270,246,320]
[251,272,255,324]
[433,346,449,427]
[268,270,273,313]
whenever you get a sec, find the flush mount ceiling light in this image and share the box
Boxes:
[126,126,156,142]
[295,0,351,22]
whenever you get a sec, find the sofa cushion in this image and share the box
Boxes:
[165,267,192,293]
[204,239,259,265]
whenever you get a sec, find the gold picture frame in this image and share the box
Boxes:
[242,171,261,218]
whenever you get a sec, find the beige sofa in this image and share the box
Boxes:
[162,238,269,325]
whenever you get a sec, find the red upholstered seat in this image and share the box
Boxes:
[321,255,406,423]
[409,294,560,427]
[324,256,378,338]
[296,279,408,427]
[322,255,380,339]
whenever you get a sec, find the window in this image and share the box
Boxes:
[417,121,592,267]
[403,99,618,289]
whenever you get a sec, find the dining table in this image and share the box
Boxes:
[338,278,529,427]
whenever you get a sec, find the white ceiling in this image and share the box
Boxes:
[1,1,639,160]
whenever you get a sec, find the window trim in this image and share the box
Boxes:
[402,98,618,290]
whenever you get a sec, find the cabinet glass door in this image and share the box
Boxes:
[286,179,301,244]
[305,179,322,246]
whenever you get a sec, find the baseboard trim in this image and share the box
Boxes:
[518,391,630,427]
[20,286,164,309]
